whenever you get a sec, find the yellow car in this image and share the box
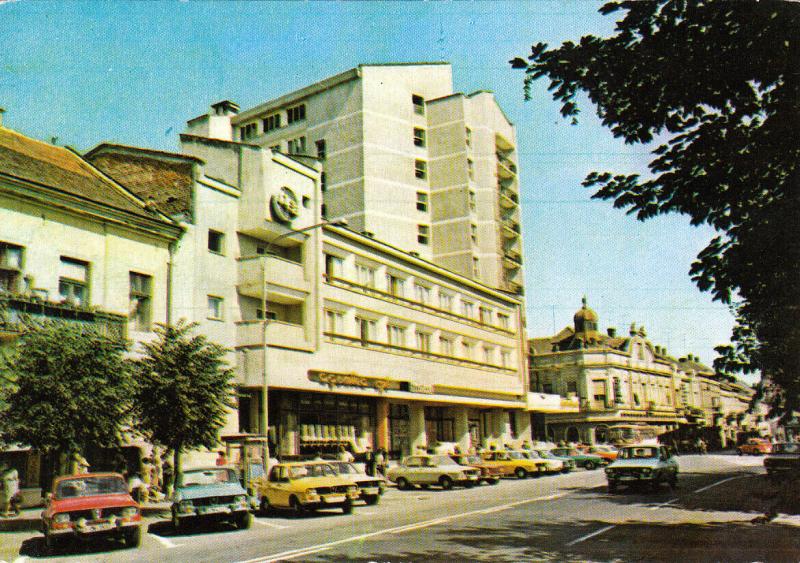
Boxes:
[480,450,547,479]
[253,461,359,516]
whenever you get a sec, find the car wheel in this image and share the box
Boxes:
[289,496,306,518]
[608,481,618,494]
[341,499,353,515]
[669,474,678,489]
[439,476,454,490]
[366,494,380,506]
[419,483,429,489]
[259,496,272,516]
[396,477,410,491]
[737,449,743,456]
[236,512,252,529]
[584,461,596,470]
[125,526,142,548]
[515,467,528,479]
[488,478,500,485]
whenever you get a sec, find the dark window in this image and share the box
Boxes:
[417,224,429,245]
[58,257,89,307]
[262,113,281,132]
[412,94,425,115]
[416,192,428,212]
[413,128,425,147]
[315,139,326,160]
[208,230,224,254]
[129,272,152,332]
[0,242,24,293]
[320,172,327,192]
[415,160,427,180]
[287,104,306,124]
[239,123,258,140]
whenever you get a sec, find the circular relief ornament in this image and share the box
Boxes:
[270,186,300,223]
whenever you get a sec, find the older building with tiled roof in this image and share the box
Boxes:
[528,298,758,449]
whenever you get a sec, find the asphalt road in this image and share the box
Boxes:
[2,454,797,563]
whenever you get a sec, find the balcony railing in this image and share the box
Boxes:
[0,293,127,341]
[238,255,309,300]
[236,319,312,351]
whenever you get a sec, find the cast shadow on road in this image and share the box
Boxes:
[307,519,800,563]
[18,535,136,560]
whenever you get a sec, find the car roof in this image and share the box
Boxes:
[276,461,335,467]
[54,472,124,483]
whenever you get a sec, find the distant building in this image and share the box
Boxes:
[529,298,758,446]
[184,63,524,295]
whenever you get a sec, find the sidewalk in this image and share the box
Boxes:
[0,502,172,532]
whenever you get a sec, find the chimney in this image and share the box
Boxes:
[607,327,617,338]
[0,107,5,127]
[655,345,662,355]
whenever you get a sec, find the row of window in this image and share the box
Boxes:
[238,103,306,141]
[324,253,512,330]
[324,309,514,368]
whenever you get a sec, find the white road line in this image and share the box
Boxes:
[13,558,27,563]
[650,498,679,510]
[567,524,616,546]
[149,533,181,549]
[253,519,290,529]
[693,475,745,494]
[236,490,573,563]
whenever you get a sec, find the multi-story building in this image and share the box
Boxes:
[528,298,756,447]
[88,128,530,459]
[183,63,524,295]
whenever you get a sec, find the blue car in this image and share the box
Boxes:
[171,467,251,532]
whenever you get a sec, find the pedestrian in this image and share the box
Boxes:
[1,463,19,517]
[364,446,376,476]
[375,448,386,476]
[128,472,146,504]
[162,457,174,499]
[216,450,228,466]
[337,445,354,463]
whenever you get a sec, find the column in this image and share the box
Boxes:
[515,411,532,444]
[585,426,596,445]
[409,403,427,453]
[453,406,470,451]
[376,398,390,451]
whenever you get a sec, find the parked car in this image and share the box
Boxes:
[581,445,619,462]
[516,450,564,474]
[386,455,480,490]
[327,461,386,505]
[535,449,574,473]
[551,447,608,470]
[480,450,547,479]
[764,442,800,479]
[737,438,772,456]
[254,461,359,516]
[41,473,141,553]
[605,445,678,492]
[453,454,502,485]
[171,467,251,532]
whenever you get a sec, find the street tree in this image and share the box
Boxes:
[131,320,234,488]
[511,1,800,419]
[0,322,132,469]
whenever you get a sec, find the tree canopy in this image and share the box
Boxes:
[131,320,234,482]
[0,322,131,458]
[512,1,800,419]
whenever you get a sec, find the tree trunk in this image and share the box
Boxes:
[172,446,182,489]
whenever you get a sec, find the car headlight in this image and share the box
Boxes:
[53,513,70,524]
[640,468,652,475]
[179,500,194,512]
[605,467,613,475]
[234,495,247,504]
[121,507,138,518]
[305,489,317,496]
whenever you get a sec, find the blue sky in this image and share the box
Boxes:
[0,1,738,377]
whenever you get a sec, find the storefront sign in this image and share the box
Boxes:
[409,382,434,394]
[309,370,397,391]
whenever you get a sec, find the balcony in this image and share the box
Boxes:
[501,218,521,238]
[505,281,523,295]
[0,293,127,341]
[236,319,312,351]
[497,158,517,180]
[498,188,518,209]
[238,255,310,302]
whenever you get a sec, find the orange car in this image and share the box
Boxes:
[737,438,772,456]
[581,445,618,462]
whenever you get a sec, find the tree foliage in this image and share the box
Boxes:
[512,1,800,419]
[131,320,234,482]
[0,322,131,458]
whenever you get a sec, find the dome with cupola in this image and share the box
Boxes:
[573,296,599,333]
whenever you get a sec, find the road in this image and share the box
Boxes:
[2,454,798,562]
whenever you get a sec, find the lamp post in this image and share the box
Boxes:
[260,218,347,474]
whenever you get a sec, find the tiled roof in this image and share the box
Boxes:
[85,144,196,218]
[0,127,158,220]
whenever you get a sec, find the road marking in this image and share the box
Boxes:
[693,475,745,494]
[149,533,181,549]
[567,524,616,546]
[13,558,28,563]
[650,498,679,510]
[236,490,573,563]
[359,511,377,516]
[253,519,290,529]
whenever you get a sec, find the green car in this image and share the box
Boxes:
[550,448,608,470]
[171,467,251,532]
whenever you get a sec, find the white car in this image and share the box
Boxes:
[519,450,564,474]
[386,455,480,490]
[327,461,386,505]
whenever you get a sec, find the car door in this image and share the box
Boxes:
[403,456,423,484]
[267,466,290,507]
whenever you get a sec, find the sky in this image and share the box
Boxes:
[0,1,740,378]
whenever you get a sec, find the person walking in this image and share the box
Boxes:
[364,447,376,476]
[375,448,386,476]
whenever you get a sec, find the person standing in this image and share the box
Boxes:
[364,447,376,476]
[216,450,228,466]
[375,448,386,476]
[1,463,20,517]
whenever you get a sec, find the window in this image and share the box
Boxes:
[413,128,426,147]
[465,127,472,147]
[439,291,453,311]
[462,300,475,318]
[468,191,477,212]
[416,331,431,352]
[416,191,428,212]
[500,349,512,368]
[0,242,23,293]
[414,283,430,304]
[287,136,306,154]
[414,159,427,180]
[320,172,327,192]
[324,309,344,334]
[287,104,306,124]
[470,224,477,244]
[59,257,89,307]
[356,316,376,345]
[412,94,425,115]
[239,122,258,141]
[315,139,326,160]
[497,313,510,330]
[324,254,343,279]
[417,224,430,245]
[467,159,475,180]
[479,306,492,324]
[388,324,406,347]
[207,296,223,320]
[262,113,281,133]
[386,274,405,297]
[356,263,376,288]
[208,230,225,254]
[270,144,281,152]
[472,257,480,277]
[482,345,493,364]
[256,309,277,321]
[462,341,474,359]
[439,336,454,356]
[129,272,152,332]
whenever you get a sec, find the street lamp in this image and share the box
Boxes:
[260,218,347,473]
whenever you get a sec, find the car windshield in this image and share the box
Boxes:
[181,468,238,486]
[536,450,554,459]
[525,451,542,459]
[774,443,800,454]
[458,455,482,465]
[430,455,455,466]
[619,447,659,459]
[508,452,527,460]
[288,464,337,479]
[331,462,360,475]
[55,476,127,499]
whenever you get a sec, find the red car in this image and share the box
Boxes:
[737,438,772,456]
[41,473,142,553]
